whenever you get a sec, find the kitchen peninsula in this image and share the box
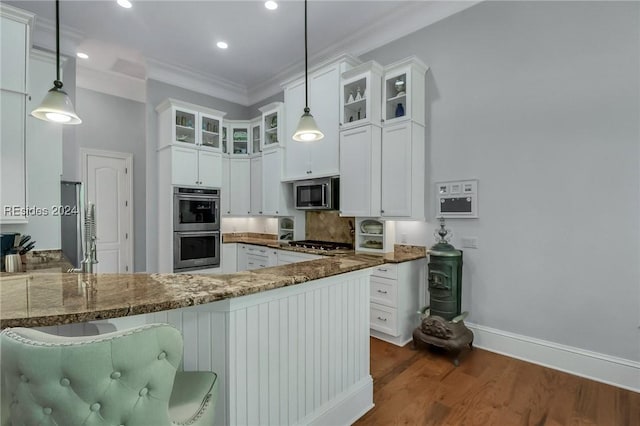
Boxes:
[0,247,426,425]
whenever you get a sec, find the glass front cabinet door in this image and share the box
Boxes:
[156,99,226,151]
[200,113,222,150]
[251,117,262,155]
[230,122,250,155]
[340,61,383,130]
[382,56,428,126]
[259,101,284,150]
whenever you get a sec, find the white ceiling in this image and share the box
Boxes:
[7,0,477,105]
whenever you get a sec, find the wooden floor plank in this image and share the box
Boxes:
[354,338,639,426]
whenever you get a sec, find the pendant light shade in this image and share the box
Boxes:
[292,0,323,142]
[31,0,81,125]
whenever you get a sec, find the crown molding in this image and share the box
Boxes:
[146,58,250,106]
[30,16,84,58]
[76,65,146,103]
[246,1,480,105]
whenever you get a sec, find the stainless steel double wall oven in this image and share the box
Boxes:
[173,187,220,271]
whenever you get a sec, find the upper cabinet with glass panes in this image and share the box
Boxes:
[258,102,284,150]
[382,56,428,126]
[225,120,251,156]
[250,117,262,155]
[156,99,226,151]
[340,61,383,130]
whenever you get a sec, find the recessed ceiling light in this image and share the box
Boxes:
[76,52,89,59]
[265,1,278,10]
[117,0,132,9]
[216,41,228,49]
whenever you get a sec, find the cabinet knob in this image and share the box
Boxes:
[381,209,385,213]
[248,211,250,214]
[227,211,230,214]
[275,211,278,214]
[259,211,262,214]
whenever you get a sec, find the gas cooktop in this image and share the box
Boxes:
[288,240,353,251]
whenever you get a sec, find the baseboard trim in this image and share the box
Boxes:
[297,376,374,426]
[466,322,640,393]
[370,329,413,347]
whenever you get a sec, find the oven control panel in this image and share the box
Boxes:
[435,179,478,218]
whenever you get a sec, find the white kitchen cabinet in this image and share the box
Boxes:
[261,148,292,216]
[221,243,237,273]
[259,102,284,150]
[382,56,427,127]
[229,158,251,216]
[250,117,261,155]
[250,156,262,215]
[227,120,251,156]
[169,146,222,188]
[283,56,357,180]
[355,218,395,254]
[340,61,383,130]
[380,121,426,219]
[339,125,381,217]
[237,244,278,271]
[369,259,426,346]
[156,98,226,152]
[221,156,230,215]
[0,5,32,225]
[276,250,322,265]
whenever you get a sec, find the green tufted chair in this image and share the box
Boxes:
[0,323,217,426]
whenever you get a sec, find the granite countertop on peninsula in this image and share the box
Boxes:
[0,254,386,329]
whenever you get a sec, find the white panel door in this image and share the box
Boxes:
[308,65,340,177]
[250,156,262,215]
[262,149,281,215]
[283,81,310,180]
[198,150,222,188]
[85,152,132,273]
[229,158,250,216]
[171,146,199,187]
[0,91,27,223]
[381,122,412,217]
[340,126,373,217]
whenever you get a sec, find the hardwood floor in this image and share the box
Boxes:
[354,338,640,426]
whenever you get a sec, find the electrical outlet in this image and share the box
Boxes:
[461,237,478,249]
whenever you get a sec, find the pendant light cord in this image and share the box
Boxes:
[54,0,62,88]
[303,0,309,113]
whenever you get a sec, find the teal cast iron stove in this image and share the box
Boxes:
[413,218,473,366]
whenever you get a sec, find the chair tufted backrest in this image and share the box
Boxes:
[1,323,183,426]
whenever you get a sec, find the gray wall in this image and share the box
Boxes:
[247,91,285,118]
[362,1,639,361]
[144,79,251,272]
[70,88,147,272]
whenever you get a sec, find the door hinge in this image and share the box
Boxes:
[125,233,128,239]
[125,265,129,272]
[125,167,128,174]
[125,200,128,207]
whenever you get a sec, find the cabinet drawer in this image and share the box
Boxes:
[246,245,269,255]
[246,254,268,270]
[370,276,398,308]
[370,303,398,336]
[371,263,397,280]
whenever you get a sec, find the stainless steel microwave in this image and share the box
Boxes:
[293,177,339,210]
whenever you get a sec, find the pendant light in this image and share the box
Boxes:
[30,0,81,125]
[292,0,323,142]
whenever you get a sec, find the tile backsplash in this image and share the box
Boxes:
[306,211,355,244]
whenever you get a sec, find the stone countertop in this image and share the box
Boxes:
[223,234,427,262]
[0,254,385,329]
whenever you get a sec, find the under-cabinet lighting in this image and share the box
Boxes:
[216,41,228,49]
[117,0,132,9]
[76,52,89,59]
[265,1,278,10]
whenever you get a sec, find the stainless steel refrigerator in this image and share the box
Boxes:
[60,181,82,268]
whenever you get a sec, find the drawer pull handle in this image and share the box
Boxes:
[377,290,388,294]
[377,317,387,322]
[377,268,388,272]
